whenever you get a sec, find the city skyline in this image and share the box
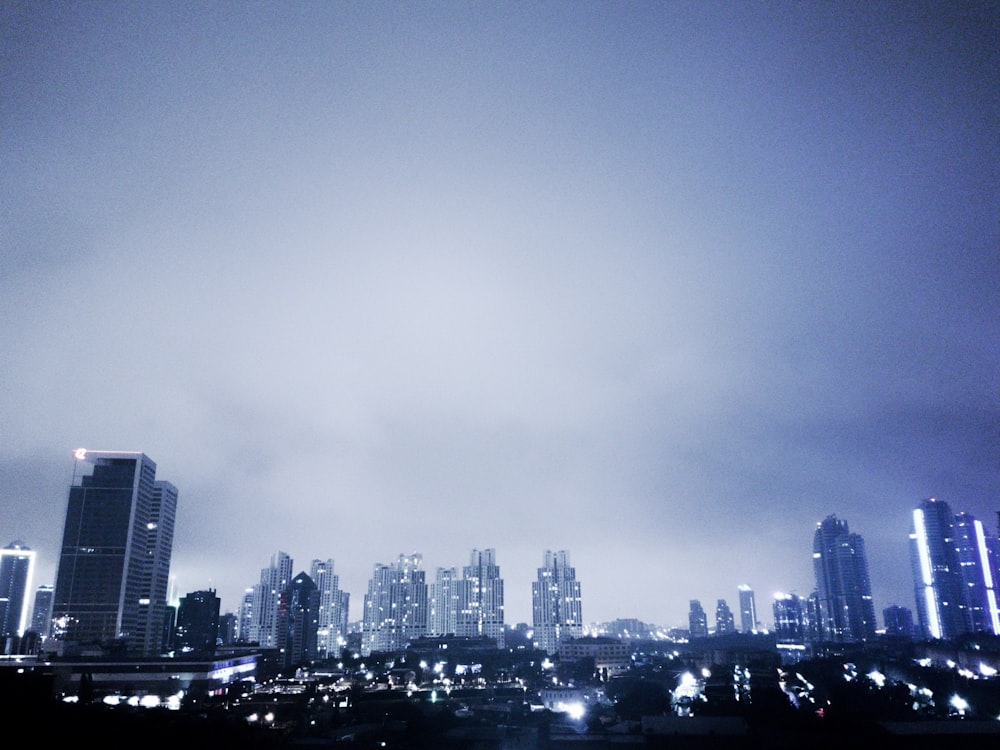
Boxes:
[2,3,997,630]
[12,484,999,635]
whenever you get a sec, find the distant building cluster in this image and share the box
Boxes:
[1,449,998,664]
[684,504,1000,651]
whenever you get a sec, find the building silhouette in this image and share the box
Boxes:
[772,592,805,642]
[30,584,53,637]
[248,551,293,648]
[910,498,1000,639]
[738,584,757,633]
[812,515,877,642]
[218,611,238,645]
[883,604,916,639]
[0,541,35,643]
[51,450,177,657]
[278,571,319,669]
[715,599,735,635]
[310,559,349,659]
[688,600,709,638]
[456,548,505,648]
[531,550,583,653]
[361,553,428,656]
[174,589,221,657]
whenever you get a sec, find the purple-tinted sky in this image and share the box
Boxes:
[1,1,997,629]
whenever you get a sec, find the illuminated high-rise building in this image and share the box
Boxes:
[249,551,293,648]
[30,584,54,637]
[237,587,253,643]
[812,515,877,642]
[0,541,36,639]
[715,599,735,635]
[953,512,1000,635]
[737,584,757,633]
[361,553,428,656]
[311,559,349,658]
[772,592,805,641]
[688,600,709,638]
[910,499,1000,639]
[456,548,505,648]
[429,567,459,636]
[531,550,583,653]
[51,450,177,656]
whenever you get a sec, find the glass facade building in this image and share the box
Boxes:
[812,515,877,642]
[51,450,177,656]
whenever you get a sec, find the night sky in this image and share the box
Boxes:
[2,1,997,629]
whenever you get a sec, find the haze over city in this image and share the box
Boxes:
[1,1,997,629]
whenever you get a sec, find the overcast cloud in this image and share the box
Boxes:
[1,1,997,628]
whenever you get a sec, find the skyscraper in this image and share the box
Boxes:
[531,550,583,653]
[249,551,293,648]
[772,592,805,641]
[812,515,877,642]
[0,541,35,639]
[715,599,735,635]
[138,479,178,656]
[278,571,320,668]
[954,512,1000,635]
[311,559,349,659]
[51,450,177,656]
[361,553,428,656]
[456,548,505,648]
[688,600,709,638]
[737,584,757,633]
[30,584,54,637]
[429,567,459,637]
[910,498,1000,639]
[237,587,253,643]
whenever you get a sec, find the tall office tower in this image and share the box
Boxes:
[429,567,459,636]
[311,559,349,659]
[361,553,428,656]
[0,541,35,640]
[812,515,877,642]
[237,588,254,643]
[772,592,805,641]
[30,584,54,637]
[715,599,735,635]
[883,604,916,639]
[531,550,583,653]
[278,571,320,668]
[909,498,972,640]
[954,513,1000,635]
[687,600,709,638]
[174,589,221,657]
[51,450,177,656]
[805,591,824,642]
[138,480,178,656]
[456,548,505,648]
[737,585,757,633]
[249,551,293,648]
